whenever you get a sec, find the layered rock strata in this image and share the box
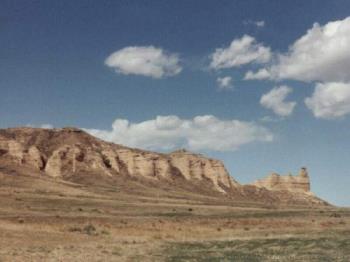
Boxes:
[0,127,328,207]
[0,128,238,193]
[253,167,311,193]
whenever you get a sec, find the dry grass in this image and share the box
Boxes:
[164,235,350,262]
[0,174,349,261]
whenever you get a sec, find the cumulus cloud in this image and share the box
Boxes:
[305,82,350,119]
[85,115,273,152]
[244,68,271,80]
[217,76,233,90]
[260,86,297,117]
[210,35,271,70]
[26,124,54,129]
[245,17,350,82]
[105,46,182,78]
[255,21,265,28]
[259,116,283,123]
[243,20,265,28]
[40,124,54,129]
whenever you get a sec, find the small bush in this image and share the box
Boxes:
[330,213,341,218]
[83,224,97,235]
[68,226,82,232]
[112,247,122,256]
[101,229,110,235]
[69,224,99,236]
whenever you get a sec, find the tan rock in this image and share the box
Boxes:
[7,140,25,164]
[101,149,120,172]
[253,167,311,193]
[0,127,324,208]
[24,146,45,170]
[45,145,71,177]
[169,150,239,193]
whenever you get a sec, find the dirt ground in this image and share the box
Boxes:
[0,174,349,261]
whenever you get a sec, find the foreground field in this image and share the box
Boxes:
[0,174,349,261]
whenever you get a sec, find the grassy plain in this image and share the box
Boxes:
[0,173,349,261]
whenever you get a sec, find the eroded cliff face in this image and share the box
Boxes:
[0,128,238,194]
[253,168,311,193]
[0,137,45,170]
[169,150,239,192]
[0,127,328,206]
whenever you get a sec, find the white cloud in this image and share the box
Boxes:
[210,35,271,70]
[40,124,54,129]
[26,124,54,129]
[305,82,350,119]
[217,76,233,90]
[255,21,265,28]
[245,17,350,82]
[244,68,271,80]
[85,115,273,152]
[259,116,283,123]
[244,20,265,28]
[105,46,182,79]
[260,86,296,117]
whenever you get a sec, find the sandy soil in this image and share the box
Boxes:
[0,173,349,261]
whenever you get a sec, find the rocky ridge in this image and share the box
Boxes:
[253,167,311,193]
[0,127,327,206]
[0,127,237,193]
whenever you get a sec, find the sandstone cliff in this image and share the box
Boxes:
[253,168,311,193]
[0,127,238,194]
[0,127,328,206]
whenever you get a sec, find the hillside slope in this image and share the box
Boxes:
[0,127,328,207]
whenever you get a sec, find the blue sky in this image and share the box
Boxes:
[1,0,350,206]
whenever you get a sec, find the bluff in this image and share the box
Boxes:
[0,127,238,193]
[253,168,311,193]
[0,127,328,206]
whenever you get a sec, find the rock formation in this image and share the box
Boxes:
[0,127,238,194]
[0,127,328,206]
[253,168,311,193]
